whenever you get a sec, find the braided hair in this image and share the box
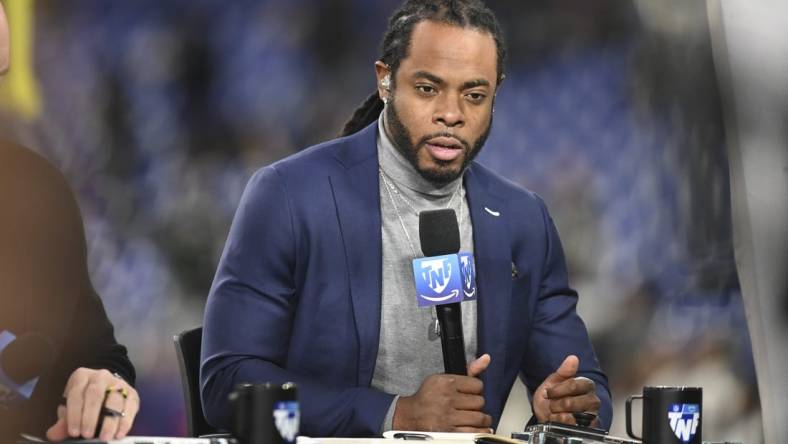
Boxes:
[339,0,506,137]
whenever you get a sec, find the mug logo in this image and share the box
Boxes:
[273,401,299,443]
[668,403,700,443]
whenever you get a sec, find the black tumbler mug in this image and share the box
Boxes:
[626,386,702,444]
[229,382,299,444]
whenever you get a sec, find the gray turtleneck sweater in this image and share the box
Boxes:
[372,113,478,431]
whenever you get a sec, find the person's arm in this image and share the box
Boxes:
[68,289,135,383]
[47,286,139,441]
[0,144,138,441]
[201,166,394,437]
[520,197,612,430]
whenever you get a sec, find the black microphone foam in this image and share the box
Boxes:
[419,209,460,256]
[418,209,466,375]
[1,332,55,384]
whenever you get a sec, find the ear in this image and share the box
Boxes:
[374,61,392,103]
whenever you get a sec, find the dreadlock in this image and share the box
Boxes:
[339,0,507,137]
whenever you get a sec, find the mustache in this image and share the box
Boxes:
[416,132,471,151]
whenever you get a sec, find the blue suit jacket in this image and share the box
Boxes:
[201,122,612,437]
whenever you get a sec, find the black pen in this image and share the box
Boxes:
[392,432,433,440]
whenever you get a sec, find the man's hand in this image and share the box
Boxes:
[45,368,140,442]
[532,355,600,426]
[393,354,493,433]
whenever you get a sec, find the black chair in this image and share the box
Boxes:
[173,326,223,437]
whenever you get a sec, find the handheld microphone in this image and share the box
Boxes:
[0,331,54,408]
[419,209,467,375]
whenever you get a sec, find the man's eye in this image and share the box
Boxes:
[416,85,436,94]
[466,92,486,103]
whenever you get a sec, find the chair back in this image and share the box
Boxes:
[173,326,219,437]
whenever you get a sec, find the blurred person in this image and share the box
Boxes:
[0,2,139,441]
[202,0,610,437]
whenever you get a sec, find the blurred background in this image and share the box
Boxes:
[0,0,770,442]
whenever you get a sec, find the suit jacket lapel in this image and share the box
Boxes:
[465,166,512,410]
[329,124,382,386]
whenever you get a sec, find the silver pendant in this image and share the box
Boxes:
[428,318,441,341]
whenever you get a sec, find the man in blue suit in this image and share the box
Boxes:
[201,0,611,437]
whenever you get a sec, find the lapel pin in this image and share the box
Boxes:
[484,207,501,217]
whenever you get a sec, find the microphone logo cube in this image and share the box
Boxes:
[0,330,39,403]
[458,252,477,301]
[412,254,462,307]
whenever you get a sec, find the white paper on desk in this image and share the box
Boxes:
[298,437,393,444]
[18,434,233,444]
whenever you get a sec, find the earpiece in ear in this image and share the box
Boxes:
[381,75,391,91]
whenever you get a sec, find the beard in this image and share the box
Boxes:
[384,97,492,186]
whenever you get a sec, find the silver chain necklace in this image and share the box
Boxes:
[379,167,464,340]
[378,167,464,248]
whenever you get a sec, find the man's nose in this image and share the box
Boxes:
[433,94,465,128]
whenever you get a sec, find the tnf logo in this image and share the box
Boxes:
[412,254,462,307]
[421,258,453,294]
[458,252,477,300]
[667,403,700,443]
[273,401,299,442]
